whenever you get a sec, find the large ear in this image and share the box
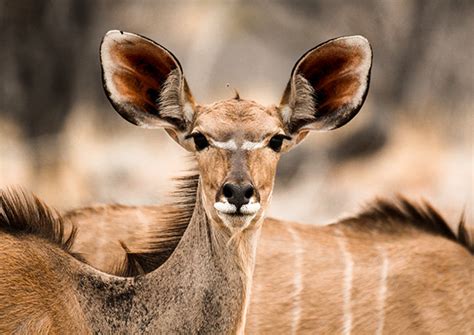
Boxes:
[100,30,195,132]
[279,36,372,134]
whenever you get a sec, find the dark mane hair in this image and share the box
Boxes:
[0,173,198,276]
[341,197,472,254]
[0,188,77,252]
[113,173,199,276]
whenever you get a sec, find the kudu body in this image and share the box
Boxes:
[0,31,472,334]
[68,200,473,334]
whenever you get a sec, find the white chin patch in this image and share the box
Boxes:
[213,201,261,228]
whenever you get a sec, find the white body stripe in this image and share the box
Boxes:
[287,226,303,335]
[336,231,353,335]
[376,247,389,335]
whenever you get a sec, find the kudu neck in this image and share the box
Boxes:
[78,178,261,333]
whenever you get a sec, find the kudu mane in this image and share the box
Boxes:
[0,174,199,275]
[341,198,472,253]
[0,188,77,253]
[113,173,199,276]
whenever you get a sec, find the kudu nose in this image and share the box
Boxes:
[222,183,255,212]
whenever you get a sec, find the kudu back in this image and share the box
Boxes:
[69,202,473,334]
[1,31,472,334]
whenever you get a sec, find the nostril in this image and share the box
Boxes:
[223,184,234,199]
[244,186,254,199]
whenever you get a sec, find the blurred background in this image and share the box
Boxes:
[1,0,472,226]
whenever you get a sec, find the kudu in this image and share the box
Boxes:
[0,31,472,334]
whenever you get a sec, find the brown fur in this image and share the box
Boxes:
[0,179,262,333]
[0,190,90,334]
[344,198,465,248]
[67,196,473,333]
[0,236,90,334]
[458,218,473,254]
[68,197,473,276]
[2,30,472,333]
[64,174,198,275]
[250,217,472,334]
[65,203,171,272]
[73,30,470,333]
[1,188,77,252]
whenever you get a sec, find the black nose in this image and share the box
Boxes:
[222,183,254,211]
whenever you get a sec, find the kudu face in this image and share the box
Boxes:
[190,100,284,230]
[100,31,372,231]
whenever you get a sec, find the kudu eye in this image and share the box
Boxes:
[193,133,209,151]
[186,133,209,151]
[268,134,289,152]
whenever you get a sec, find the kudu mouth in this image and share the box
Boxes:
[214,201,261,216]
[214,181,262,227]
[214,200,261,230]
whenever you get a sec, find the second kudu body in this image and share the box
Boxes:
[68,202,473,334]
[0,31,472,334]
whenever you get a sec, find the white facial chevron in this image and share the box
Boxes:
[210,139,238,150]
[210,139,265,151]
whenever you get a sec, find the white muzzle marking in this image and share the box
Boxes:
[239,203,261,215]
[214,202,238,214]
[214,202,261,215]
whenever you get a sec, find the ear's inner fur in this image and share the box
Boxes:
[101,31,194,131]
[296,45,363,121]
[280,36,372,133]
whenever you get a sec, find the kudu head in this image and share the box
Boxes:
[100,31,372,232]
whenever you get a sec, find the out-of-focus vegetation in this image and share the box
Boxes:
[1,0,472,225]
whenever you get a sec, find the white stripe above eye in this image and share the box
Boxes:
[209,139,265,151]
[241,141,265,150]
[210,139,238,150]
